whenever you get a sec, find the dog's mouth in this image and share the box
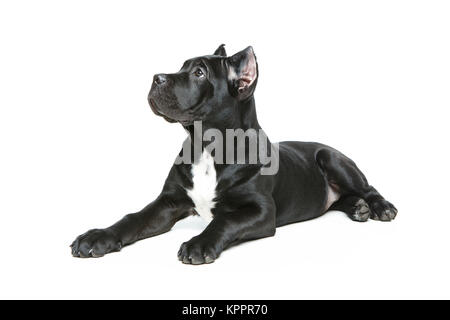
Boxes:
[148,99,177,123]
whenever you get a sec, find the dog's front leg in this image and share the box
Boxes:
[71,193,192,258]
[178,202,276,265]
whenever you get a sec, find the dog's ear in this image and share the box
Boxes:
[227,46,258,100]
[213,44,227,57]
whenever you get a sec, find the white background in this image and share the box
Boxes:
[1,0,449,299]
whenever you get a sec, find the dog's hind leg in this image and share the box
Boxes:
[317,148,397,221]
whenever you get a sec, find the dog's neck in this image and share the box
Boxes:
[184,97,261,138]
[182,97,272,166]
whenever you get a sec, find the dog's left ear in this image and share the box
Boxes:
[227,46,258,100]
[213,44,227,57]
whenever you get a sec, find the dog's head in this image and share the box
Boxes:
[148,45,258,126]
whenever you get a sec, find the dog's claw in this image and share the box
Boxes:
[182,256,191,264]
[204,256,214,264]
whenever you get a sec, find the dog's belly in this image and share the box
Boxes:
[273,141,331,226]
[325,185,340,211]
[186,150,217,222]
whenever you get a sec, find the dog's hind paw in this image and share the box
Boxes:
[369,199,398,221]
[349,198,371,222]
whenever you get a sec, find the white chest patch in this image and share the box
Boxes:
[186,150,217,222]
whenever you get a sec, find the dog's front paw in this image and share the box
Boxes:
[177,236,220,265]
[71,228,122,258]
[369,199,398,221]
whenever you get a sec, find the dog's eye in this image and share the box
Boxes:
[194,68,204,78]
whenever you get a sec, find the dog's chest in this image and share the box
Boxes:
[186,151,217,222]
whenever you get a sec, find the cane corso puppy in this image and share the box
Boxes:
[71,45,397,264]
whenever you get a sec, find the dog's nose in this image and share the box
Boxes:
[154,74,167,85]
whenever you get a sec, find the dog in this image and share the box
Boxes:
[71,45,397,264]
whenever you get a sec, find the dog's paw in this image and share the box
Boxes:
[70,228,122,258]
[177,236,220,265]
[369,199,398,221]
[349,198,371,222]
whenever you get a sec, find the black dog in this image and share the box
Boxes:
[71,45,397,264]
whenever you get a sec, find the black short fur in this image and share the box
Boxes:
[71,45,397,264]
